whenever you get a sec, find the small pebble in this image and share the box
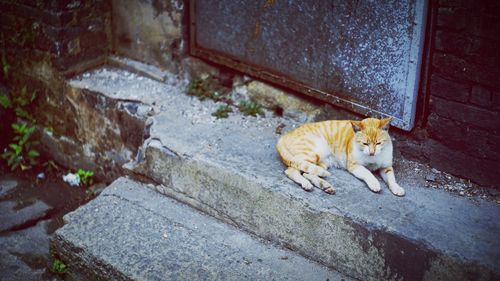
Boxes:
[425,174,436,182]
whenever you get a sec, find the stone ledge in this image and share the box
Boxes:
[53,177,349,281]
[0,201,52,233]
[69,65,500,281]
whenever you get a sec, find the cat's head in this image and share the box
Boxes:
[350,118,392,156]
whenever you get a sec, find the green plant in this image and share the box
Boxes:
[238,101,265,117]
[212,105,232,119]
[187,77,229,102]
[187,79,212,100]
[1,85,40,171]
[0,91,10,108]
[186,76,267,120]
[13,86,37,122]
[0,86,37,119]
[76,168,94,186]
[1,52,10,78]
[51,259,67,274]
[1,123,40,171]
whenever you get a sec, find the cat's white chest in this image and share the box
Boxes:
[359,147,392,170]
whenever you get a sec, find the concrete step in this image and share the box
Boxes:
[53,177,351,281]
[67,63,500,281]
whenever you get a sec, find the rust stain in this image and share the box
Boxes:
[247,0,276,52]
[263,0,276,10]
[253,20,261,39]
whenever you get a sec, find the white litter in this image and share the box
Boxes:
[63,173,80,186]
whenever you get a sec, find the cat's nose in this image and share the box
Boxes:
[369,151,375,156]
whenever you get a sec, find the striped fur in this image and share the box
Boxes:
[276,117,405,196]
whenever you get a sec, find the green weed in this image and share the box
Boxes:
[1,123,39,171]
[0,91,10,108]
[76,168,94,186]
[187,77,230,102]
[238,101,265,117]
[212,105,232,119]
[13,86,37,122]
[1,52,10,79]
[187,79,214,100]
[0,85,40,171]
[51,259,67,274]
[187,76,267,120]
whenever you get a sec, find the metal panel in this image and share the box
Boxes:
[190,0,427,130]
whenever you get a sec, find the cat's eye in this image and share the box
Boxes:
[376,142,382,145]
[362,142,368,146]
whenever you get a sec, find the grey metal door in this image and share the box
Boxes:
[190,0,428,130]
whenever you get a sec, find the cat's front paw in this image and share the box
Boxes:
[390,184,405,196]
[366,179,381,193]
[301,182,314,192]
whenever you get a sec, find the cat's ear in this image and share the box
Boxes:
[379,117,392,130]
[350,121,363,133]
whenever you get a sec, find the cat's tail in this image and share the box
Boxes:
[276,137,330,177]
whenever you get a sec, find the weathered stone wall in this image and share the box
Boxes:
[399,0,500,187]
[111,0,187,73]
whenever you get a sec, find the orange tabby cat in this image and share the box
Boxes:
[276,117,405,196]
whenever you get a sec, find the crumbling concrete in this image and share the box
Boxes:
[112,0,186,73]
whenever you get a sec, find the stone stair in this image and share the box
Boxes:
[53,177,350,281]
[53,60,500,281]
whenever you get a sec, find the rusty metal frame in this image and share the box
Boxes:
[189,0,428,130]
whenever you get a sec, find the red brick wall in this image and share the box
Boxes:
[0,0,111,76]
[421,0,500,186]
